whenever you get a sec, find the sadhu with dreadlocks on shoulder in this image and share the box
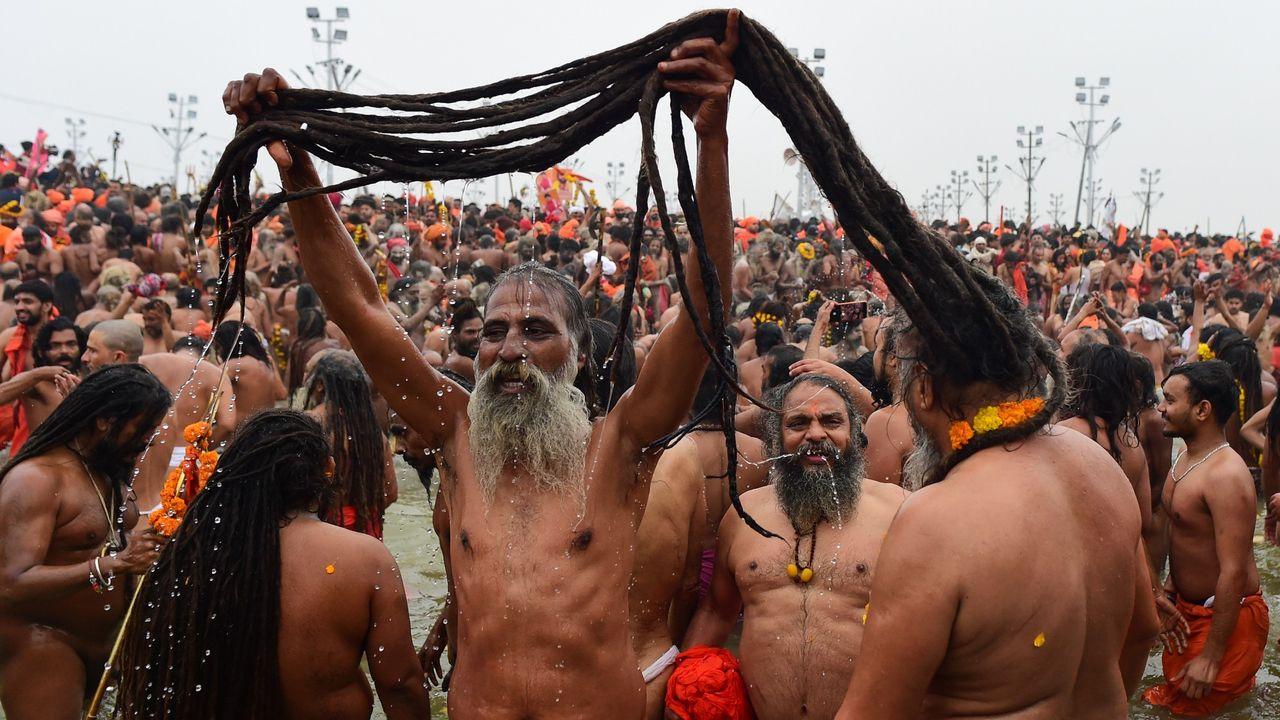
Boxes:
[223,11,742,720]
[833,169,1162,715]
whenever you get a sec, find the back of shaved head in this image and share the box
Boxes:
[93,320,144,362]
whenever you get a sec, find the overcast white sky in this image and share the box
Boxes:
[7,1,1277,233]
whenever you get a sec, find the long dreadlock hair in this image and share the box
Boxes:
[1210,329,1263,424]
[114,410,333,720]
[1060,343,1143,461]
[304,351,386,535]
[0,364,170,544]
[201,9,1062,530]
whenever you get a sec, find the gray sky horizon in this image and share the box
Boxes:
[7,1,1277,235]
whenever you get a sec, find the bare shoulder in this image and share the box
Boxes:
[732,431,765,462]
[1053,417,1090,438]
[0,458,64,509]
[861,476,910,511]
[287,518,394,572]
[1202,447,1256,501]
[865,406,891,431]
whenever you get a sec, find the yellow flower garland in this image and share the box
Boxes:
[1197,343,1215,361]
[753,311,783,327]
[949,397,1046,451]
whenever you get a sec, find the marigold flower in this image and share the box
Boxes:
[949,421,975,450]
[183,422,212,445]
[972,406,1004,434]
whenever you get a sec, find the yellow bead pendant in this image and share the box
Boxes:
[799,567,814,583]
[786,563,799,579]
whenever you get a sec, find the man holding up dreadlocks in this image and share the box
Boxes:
[835,233,1161,713]
[0,364,171,719]
[225,10,741,719]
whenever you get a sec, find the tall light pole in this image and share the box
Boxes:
[929,184,948,223]
[1133,168,1163,236]
[606,161,627,203]
[1048,192,1065,227]
[1006,125,1045,231]
[1062,76,1121,227]
[973,155,1000,222]
[306,6,354,185]
[948,170,972,222]
[64,117,87,159]
[788,46,827,220]
[152,93,206,194]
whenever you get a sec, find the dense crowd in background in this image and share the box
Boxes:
[3,114,1280,720]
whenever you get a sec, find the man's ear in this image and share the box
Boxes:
[915,369,935,412]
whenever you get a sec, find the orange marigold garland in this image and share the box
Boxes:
[149,421,220,536]
[948,397,1046,451]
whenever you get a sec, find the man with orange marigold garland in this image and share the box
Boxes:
[835,236,1162,716]
[0,364,170,719]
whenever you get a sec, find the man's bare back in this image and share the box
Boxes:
[840,429,1157,719]
[277,516,425,719]
[864,403,913,486]
[223,356,285,420]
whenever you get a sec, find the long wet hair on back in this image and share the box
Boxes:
[0,364,170,544]
[201,9,1062,532]
[1209,329,1263,424]
[304,351,387,535]
[1060,342,1143,461]
[114,409,333,720]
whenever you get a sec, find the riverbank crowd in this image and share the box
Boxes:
[0,11,1276,720]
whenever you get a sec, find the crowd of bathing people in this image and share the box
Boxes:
[0,12,1277,720]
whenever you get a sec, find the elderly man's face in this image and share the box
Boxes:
[476,282,580,389]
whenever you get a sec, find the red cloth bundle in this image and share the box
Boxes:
[664,646,753,720]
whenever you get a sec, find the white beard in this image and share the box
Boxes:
[467,358,591,503]
[901,411,943,491]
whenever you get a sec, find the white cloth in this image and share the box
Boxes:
[641,645,680,683]
[583,250,617,276]
[1121,316,1169,342]
[168,445,187,471]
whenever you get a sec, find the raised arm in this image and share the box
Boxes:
[1245,292,1272,341]
[805,300,834,359]
[225,69,467,449]
[363,548,431,719]
[611,11,740,450]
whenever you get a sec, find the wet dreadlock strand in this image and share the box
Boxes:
[204,8,1062,532]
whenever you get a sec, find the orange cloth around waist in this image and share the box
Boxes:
[1143,591,1269,717]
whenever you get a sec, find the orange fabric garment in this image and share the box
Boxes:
[3,324,32,452]
[665,646,753,720]
[1143,592,1268,717]
[1152,235,1177,254]
[1222,237,1244,260]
